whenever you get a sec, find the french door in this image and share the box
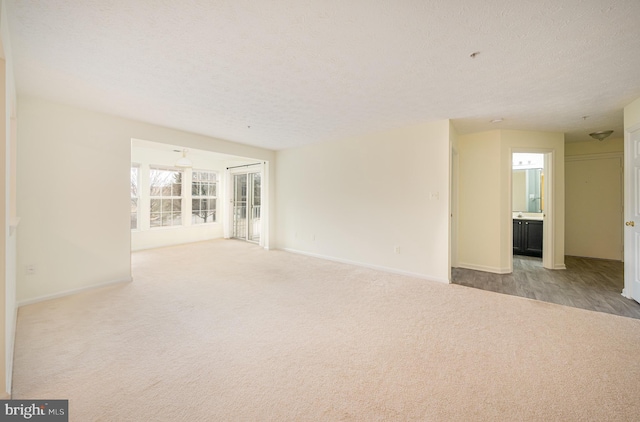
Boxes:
[232,171,261,243]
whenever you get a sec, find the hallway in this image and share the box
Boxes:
[452,256,640,319]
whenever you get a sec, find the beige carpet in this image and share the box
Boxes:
[11,240,640,421]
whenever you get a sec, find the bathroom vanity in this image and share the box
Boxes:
[513,218,543,257]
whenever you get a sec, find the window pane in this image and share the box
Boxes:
[150,185,161,196]
[131,167,138,198]
[191,171,217,225]
[150,213,161,227]
[193,198,216,224]
[149,168,183,228]
[150,199,160,213]
[172,182,182,197]
[151,169,182,195]
[131,197,138,230]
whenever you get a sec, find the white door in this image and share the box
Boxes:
[624,126,640,303]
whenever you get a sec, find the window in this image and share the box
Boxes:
[149,168,183,227]
[192,170,217,224]
[130,165,139,230]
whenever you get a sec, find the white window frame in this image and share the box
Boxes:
[191,170,218,225]
[149,166,184,228]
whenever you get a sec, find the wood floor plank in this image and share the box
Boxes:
[452,256,640,319]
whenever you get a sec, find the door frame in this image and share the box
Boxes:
[449,145,459,278]
[623,123,640,301]
[225,162,268,249]
[509,148,555,271]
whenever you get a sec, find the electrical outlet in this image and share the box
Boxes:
[25,264,36,276]
[394,246,401,254]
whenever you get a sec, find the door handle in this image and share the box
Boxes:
[626,221,635,227]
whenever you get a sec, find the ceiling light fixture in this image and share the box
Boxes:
[589,130,613,141]
[175,148,193,168]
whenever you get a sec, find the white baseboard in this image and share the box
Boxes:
[554,264,567,270]
[456,262,512,274]
[18,277,133,307]
[280,248,449,284]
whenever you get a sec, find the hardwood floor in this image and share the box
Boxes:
[452,256,640,319]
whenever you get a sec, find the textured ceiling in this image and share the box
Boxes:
[6,0,640,150]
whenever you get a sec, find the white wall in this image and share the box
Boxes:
[457,131,502,272]
[624,97,640,129]
[275,120,451,282]
[458,130,565,273]
[449,121,459,272]
[1,0,17,396]
[17,96,275,304]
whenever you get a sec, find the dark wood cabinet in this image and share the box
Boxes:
[513,219,543,257]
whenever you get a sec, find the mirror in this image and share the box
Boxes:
[512,153,544,213]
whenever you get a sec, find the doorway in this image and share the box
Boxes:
[512,152,545,261]
[231,169,262,243]
[510,149,554,271]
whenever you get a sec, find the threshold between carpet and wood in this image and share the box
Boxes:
[453,255,640,319]
[12,240,640,421]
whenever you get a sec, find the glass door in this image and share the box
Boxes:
[232,170,261,243]
[232,173,248,240]
[249,172,261,242]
